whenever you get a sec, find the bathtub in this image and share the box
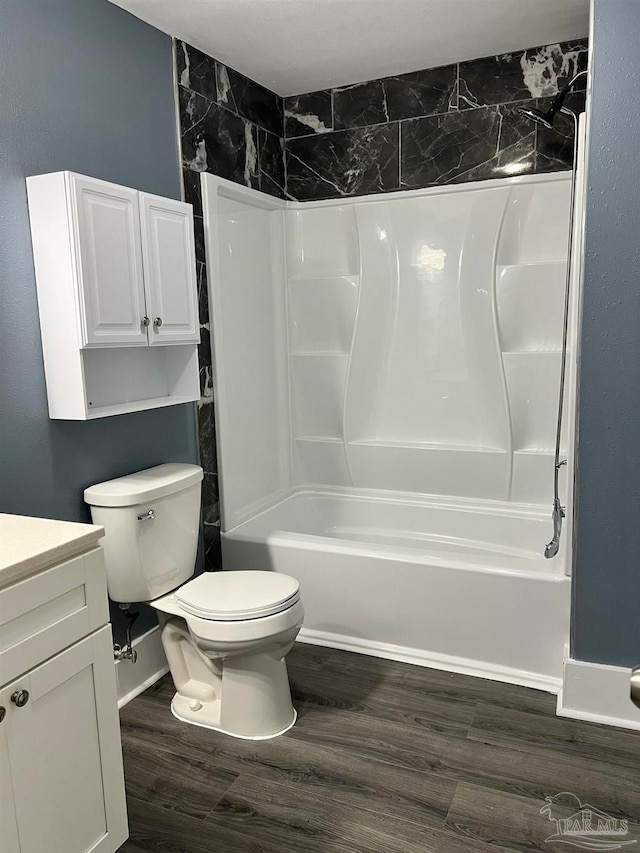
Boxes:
[222,491,571,692]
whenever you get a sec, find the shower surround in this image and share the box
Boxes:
[174,37,587,569]
[202,165,582,688]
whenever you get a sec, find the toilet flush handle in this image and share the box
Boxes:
[137,509,156,522]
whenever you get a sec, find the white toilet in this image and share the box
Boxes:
[84,463,304,740]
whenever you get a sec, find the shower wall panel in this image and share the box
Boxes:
[204,172,573,526]
[286,173,572,506]
[202,178,292,529]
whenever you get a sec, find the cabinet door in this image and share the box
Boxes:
[1,626,128,853]
[140,192,200,345]
[71,174,148,347]
[0,711,19,853]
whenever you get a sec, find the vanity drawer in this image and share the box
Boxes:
[0,547,109,685]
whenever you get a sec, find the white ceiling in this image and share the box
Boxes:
[109,0,590,97]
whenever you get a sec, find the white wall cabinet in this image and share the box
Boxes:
[0,539,128,853]
[27,171,200,419]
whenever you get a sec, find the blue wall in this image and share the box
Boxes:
[0,0,199,639]
[573,0,640,667]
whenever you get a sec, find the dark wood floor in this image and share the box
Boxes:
[119,643,640,853]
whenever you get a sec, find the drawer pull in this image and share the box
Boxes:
[11,690,29,708]
[137,509,155,522]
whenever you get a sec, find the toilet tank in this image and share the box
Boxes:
[84,463,203,604]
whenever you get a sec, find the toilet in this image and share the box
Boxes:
[84,463,304,740]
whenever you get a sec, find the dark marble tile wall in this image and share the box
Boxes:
[175,40,285,569]
[284,40,587,201]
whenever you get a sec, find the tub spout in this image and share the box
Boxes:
[544,499,565,559]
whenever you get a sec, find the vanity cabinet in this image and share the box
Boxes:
[0,628,126,853]
[26,171,200,419]
[0,519,128,853]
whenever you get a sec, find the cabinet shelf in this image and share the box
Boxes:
[87,394,198,419]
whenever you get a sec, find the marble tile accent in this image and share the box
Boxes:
[176,41,217,103]
[385,66,458,121]
[535,92,585,172]
[197,397,214,463]
[202,470,218,507]
[285,90,333,138]
[203,520,222,572]
[198,326,211,389]
[215,62,283,136]
[179,88,259,191]
[459,40,588,109]
[284,39,586,200]
[182,168,202,216]
[196,261,208,326]
[192,213,205,264]
[258,129,286,198]
[334,65,457,130]
[334,80,390,130]
[287,123,400,201]
[401,103,536,189]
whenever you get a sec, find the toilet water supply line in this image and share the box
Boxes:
[114,604,139,662]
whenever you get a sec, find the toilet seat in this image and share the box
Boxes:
[176,570,300,621]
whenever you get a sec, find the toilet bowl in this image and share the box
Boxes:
[152,570,304,738]
[84,463,304,739]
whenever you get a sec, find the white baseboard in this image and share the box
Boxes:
[297,627,562,694]
[115,626,169,709]
[557,658,640,731]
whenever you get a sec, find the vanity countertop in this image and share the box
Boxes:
[0,513,104,589]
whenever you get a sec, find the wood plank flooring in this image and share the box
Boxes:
[118,643,640,852]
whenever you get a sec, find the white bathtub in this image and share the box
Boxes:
[222,491,571,692]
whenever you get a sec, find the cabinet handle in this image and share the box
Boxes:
[141,316,150,327]
[153,317,163,327]
[11,690,29,708]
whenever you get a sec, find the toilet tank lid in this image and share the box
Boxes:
[84,464,203,507]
